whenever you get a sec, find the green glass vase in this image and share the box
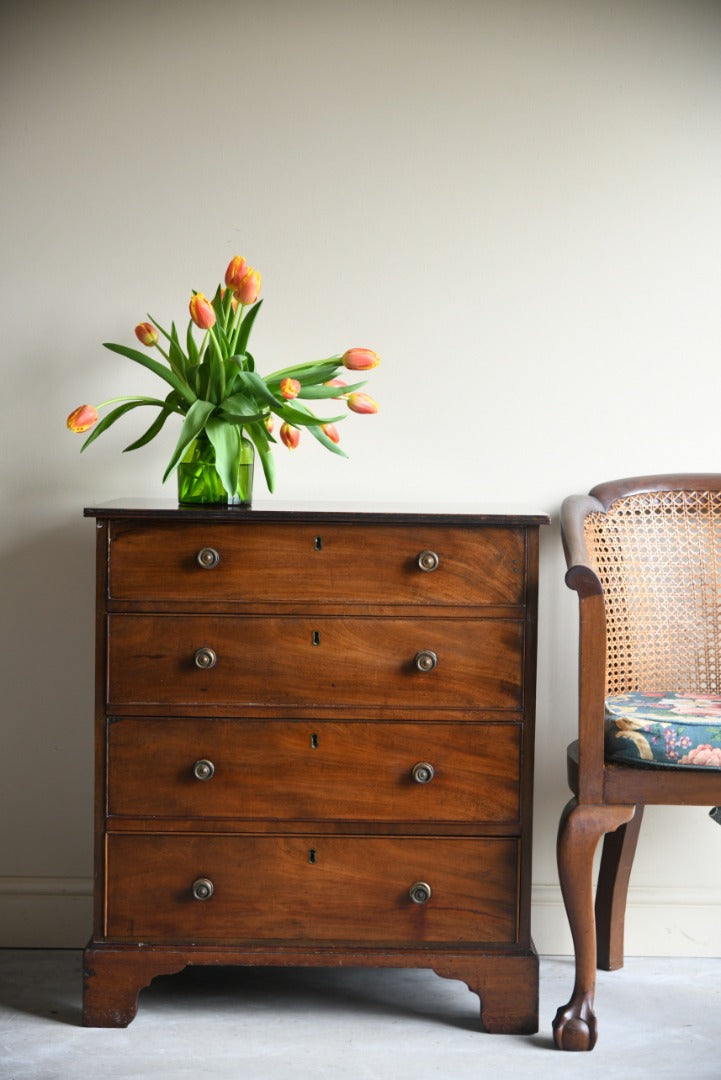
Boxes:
[177,431,254,506]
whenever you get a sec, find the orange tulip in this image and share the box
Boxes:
[280,422,300,449]
[342,348,380,371]
[189,292,216,330]
[234,267,262,305]
[321,423,340,444]
[134,321,158,347]
[67,404,99,433]
[347,392,378,414]
[265,414,275,434]
[280,377,301,400]
[224,255,248,291]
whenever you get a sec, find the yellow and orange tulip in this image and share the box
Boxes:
[134,322,158,347]
[280,377,301,400]
[342,348,380,371]
[321,423,340,444]
[234,268,262,305]
[67,404,99,433]
[189,292,216,330]
[347,392,378,414]
[280,423,300,449]
[224,255,248,291]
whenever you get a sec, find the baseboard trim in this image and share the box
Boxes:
[1,877,719,954]
[0,877,93,948]
[532,883,721,957]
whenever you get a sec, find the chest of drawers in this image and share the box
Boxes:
[82,501,547,1032]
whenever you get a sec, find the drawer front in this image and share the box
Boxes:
[107,615,524,710]
[108,522,526,606]
[107,719,521,823]
[105,834,519,944]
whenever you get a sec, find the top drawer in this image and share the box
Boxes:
[108,522,526,606]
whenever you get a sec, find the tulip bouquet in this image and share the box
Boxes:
[67,255,379,502]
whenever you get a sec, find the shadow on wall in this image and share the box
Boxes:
[1,510,95,870]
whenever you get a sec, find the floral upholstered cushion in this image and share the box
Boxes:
[604,691,721,768]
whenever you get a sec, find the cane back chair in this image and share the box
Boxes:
[553,475,721,1051]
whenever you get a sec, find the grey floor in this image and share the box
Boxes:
[1,951,720,1079]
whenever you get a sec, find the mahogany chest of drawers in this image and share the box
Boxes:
[82,501,547,1031]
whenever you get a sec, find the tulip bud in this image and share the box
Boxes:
[134,321,158,347]
[347,392,378,414]
[265,414,275,434]
[225,255,248,291]
[280,422,300,449]
[67,404,99,433]
[342,348,380,371]
[321,423,340,444]
[189,292,216,330]
[280,377,301,400]
[234,268,262,305]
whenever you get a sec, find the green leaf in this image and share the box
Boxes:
[103,342,196,405]
[80,398,167,451]
[233,299,263,355]
[306,422,349,458]
[221,390,259,414]
[245,419,276,493]
[205,417,241,498]
[264,357,341,384]
[167,322,188,381]
[123,407,174,452]
[162,398,217,481]
[186,320,199,366]
[297,379,365,399]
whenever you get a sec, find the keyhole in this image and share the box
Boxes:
[309,848,317,863]
[313,536,323,551]
[310,733,319,749]
[312,630,320,646]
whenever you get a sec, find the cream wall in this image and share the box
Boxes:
[2,0,721,953]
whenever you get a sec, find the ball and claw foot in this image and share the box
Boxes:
[552,994,598,1051]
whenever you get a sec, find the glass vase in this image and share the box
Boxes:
[177,431,254,506]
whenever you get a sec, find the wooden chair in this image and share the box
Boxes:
[553,475,721,1051]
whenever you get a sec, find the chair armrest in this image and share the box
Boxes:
[561,494,604,597]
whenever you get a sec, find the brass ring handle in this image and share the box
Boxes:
[192,878,214,901]
[414,650,438,673]
[194,647,217,670]
[192,759,215,781]
[411,762,435,784]
[409,881,432,904]
[197,547,220,569]
[417,550,440,572]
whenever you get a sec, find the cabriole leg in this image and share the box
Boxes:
[552,799,635,1051]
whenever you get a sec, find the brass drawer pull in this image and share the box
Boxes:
[192,759,215,781]
[191,878,214,901]
[414,649,438,673]
[411,762,435,784]
[194,647,217,670]
[409,881,432,905]
[417,550,439,572]
[197,547,221,569]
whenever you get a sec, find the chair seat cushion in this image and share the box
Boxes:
[605,691,721,768]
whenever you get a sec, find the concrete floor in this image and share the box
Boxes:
[1,951,720,1079]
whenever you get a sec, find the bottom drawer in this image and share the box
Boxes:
[105,834,519,945]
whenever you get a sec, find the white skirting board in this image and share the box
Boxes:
[1,878,720,955]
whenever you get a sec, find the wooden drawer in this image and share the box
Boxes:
[107,719,522,823]
[107,522,526,606]
[107,615,524,710]
[104,834,519,944]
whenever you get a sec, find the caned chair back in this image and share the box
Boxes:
[583,488,721,697]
